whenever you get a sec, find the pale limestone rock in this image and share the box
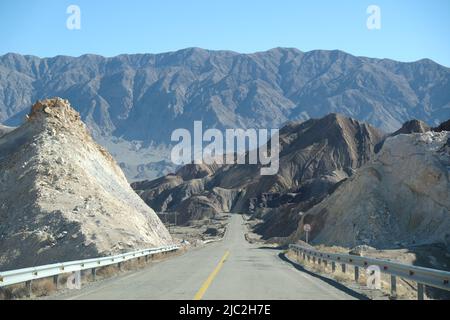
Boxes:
[296,131,450,249]
[0,98,172,270]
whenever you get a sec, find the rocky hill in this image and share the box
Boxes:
[435,120,450,132]
[391,119,431,136]
[294,129,450,249]
[0,98,172,270]
[133,114,384,226]
[1,48,449,180]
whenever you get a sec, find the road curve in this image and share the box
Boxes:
[55,214,358,300]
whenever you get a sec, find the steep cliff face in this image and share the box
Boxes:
[0,98,172,270]
[295,130,450,249]
[133,114,384,225]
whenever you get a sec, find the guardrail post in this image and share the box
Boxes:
[286,245,450,298]
[145,255,149,263]
[390,275,397,299]
[53,275,59,289]
[417,283,425,300]
[25,280,32,298]
[354,266,359,282]
[91,268,96,281]
[118,262,122,271]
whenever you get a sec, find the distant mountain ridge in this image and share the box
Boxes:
[1,48,449,141]
[1,48,449,180]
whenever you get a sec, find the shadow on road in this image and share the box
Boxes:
[255,246,284,250]
[278,252,369,300]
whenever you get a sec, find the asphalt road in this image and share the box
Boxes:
[56,214,358,300]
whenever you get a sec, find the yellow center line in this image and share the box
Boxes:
[193,250,230,300]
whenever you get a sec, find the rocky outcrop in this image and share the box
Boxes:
[174,196,223,225]
[0,98,172,270]
[434,120,450,132]
[391,120,431,136]
[375,118,450,153]
[294,131,450,249]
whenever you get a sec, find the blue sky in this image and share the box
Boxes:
[0,0,449,66]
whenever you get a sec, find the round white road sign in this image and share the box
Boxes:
[303,224,311,232]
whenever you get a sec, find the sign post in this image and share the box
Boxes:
[303,224,311,244]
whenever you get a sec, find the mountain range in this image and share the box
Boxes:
[1,48,449,180]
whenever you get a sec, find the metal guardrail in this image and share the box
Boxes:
[289,244,450,299]
[0,245,179,288]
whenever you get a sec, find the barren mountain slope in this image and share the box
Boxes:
[294,130,450,249]
[1,49,449,138]
[133,114,384,225]
[0,98,172,270]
